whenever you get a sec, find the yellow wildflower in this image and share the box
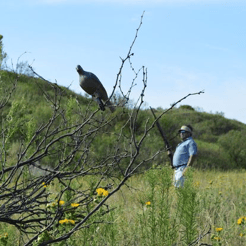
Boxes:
[59,219,66,224]
[239,233,244,237]
[96,188,104,196]
[103,190,109,196]
[71,203,80,208]
[4,233,8,238]
[145,201,151,206]
[238,218,243,225]
[59,200,65,206]
[59,218,75,225]
[96,188,109,197]
[215,227,223,232]
[68,219,75,225]
[237,216,246,225]
[42,182,47,188]
[213,236,221,241]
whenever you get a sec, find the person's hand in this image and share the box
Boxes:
[167,150,172,156]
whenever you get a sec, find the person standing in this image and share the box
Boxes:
[171,125,197,187]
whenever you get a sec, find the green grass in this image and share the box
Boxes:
[2,168,246,245]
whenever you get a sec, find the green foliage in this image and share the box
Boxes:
[218,130,246,168]
[176,168,199,245]
[137,168,178,246]
[66,96,80,123]
[0,232,8,246]
[0,70,246,172]
[179,105,195,111]
[6,98,31,142]
[3,169,246,245]
[156,107,246,170]
[33,231,53,246]
[0,35,7,69]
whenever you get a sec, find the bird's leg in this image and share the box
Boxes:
[96,97,105,111]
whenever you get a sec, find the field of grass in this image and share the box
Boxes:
[1,168,246,245]
[105,168,246,246]
[1,40,246,246]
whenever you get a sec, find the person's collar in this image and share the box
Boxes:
[182,136,192,142]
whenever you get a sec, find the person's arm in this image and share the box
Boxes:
[182,155,196,175]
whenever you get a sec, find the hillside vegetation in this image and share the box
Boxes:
[1,69,245,171]
[1,38,245,244]
[1,29,246,245]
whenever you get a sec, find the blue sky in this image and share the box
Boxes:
[1,0,246,123]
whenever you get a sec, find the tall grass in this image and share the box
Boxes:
[1,168,246,245]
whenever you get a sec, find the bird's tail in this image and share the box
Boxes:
[106,100,115,113]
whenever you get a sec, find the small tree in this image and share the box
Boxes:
[0,13,151,246]
[0,14,204,245]
[218,130,246,168]
[0,35,7,70]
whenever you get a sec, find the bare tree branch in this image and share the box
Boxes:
[0,12,205,246]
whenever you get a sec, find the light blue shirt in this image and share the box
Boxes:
[173,137,197,168]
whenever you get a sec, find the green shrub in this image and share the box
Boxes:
[218,130,246,168]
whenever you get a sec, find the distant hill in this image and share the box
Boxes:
[155,105,246,170]
[1,69,246,170]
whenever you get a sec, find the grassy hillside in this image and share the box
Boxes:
[1,69,246,171]
[1,69,246,246]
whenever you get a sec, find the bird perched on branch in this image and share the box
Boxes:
[76,65,115,112]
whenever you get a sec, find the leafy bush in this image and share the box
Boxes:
[218,130,246,168]
[179,105,195,111]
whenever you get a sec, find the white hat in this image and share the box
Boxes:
[178,125,192,133]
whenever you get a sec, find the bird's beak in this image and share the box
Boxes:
[76,65,84,76]
[76,65,83,73]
